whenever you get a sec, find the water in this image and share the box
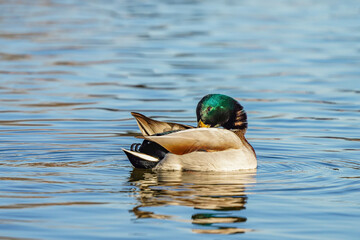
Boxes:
[0,0,359,239]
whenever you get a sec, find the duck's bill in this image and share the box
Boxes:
[198,120,211,128]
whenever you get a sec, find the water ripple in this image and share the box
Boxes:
[0,0,359,239]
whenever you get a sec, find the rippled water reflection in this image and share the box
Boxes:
[129,170,256,234]
[1,0,359,239]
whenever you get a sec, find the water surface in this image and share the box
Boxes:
[0,0,359,239]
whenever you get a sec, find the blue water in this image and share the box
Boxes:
[0,0,359,239]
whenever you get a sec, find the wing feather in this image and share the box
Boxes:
[131,112,193,136]
[144,128,242,155]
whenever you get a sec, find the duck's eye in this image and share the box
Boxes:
[207,106,212,112]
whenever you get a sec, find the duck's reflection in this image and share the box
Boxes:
[128,169,256,234]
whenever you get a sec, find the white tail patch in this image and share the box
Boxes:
[122,148,159,162]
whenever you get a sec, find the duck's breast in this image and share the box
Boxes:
[154,148,257,171]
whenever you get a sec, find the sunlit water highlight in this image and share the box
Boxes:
[0,0,359,239]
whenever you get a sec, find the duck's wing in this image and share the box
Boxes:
[145,128,242,155]
[131,112,193,136]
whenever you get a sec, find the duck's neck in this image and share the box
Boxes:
[233,129,256,157]
[223,101,248,130]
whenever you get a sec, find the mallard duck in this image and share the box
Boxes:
[122,94,257,171]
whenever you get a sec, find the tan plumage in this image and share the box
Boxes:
[145,128,242,155]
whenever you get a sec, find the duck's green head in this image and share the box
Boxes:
[196,94,248,130]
